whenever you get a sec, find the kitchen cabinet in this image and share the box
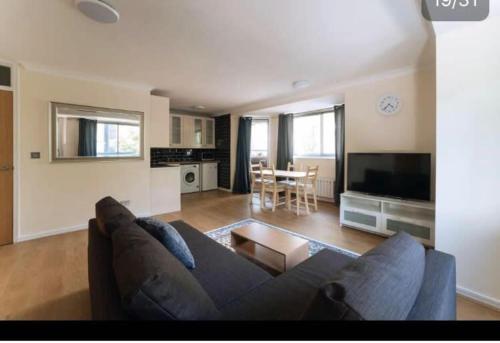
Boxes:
[151,167,181,215]
[202,162,218,191]
[170,115,183,147]
[203,118,215,148]
[150,95,170,148]
[181,116,194,148]
[193,118,203,147]
[170,114,215,149]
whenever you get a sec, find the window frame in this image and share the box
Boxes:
[96,121,141,157]
[293,111,336,158]
[50,102,144,162]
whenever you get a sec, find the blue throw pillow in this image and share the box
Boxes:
[135,217,196,270]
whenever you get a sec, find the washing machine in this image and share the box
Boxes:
[181,164,200,194]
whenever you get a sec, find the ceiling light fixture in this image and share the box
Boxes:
[192,105,206,110]
[75,0,120,24]
[292,80,311,90]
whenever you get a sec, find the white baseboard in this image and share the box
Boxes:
[457,285,500,311]
[16,224,88,243]
[15,211,156,243]
[217,187,232,193]
[137,212,153,218]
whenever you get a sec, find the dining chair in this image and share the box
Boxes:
[278,161,302,188]
[286,166,319,216]
[249,161,263,204]
[260,164,287,212]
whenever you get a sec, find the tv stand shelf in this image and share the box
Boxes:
[340,191,435,246]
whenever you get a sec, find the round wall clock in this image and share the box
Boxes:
[377,94,401,116]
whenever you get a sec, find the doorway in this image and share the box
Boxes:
[0,89,13,245]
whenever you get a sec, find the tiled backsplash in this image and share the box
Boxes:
[151,148,215,166]
[215,114,231,189]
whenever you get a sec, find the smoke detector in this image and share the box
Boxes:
[75,0,120,24]
[292,80,311,90]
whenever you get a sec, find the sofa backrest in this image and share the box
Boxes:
[90,196,221,321]
[88,219,129,320]
[334,232,426,320]
[112,224,221,320]
[95,196,136,238]
[305,232,426,320]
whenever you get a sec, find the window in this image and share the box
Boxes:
[97,122,140,157]
[294,112,335,157]
[251,119,269,163]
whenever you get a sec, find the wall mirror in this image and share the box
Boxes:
[51,102,144,161]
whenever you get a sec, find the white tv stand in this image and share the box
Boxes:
[340,191,435,247]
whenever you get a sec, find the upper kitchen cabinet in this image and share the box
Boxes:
[150,95,170,148]
[170,114,215,149]
[193,117,203,148]
[203,118,215,149]
[170,114,183,147]
[181,116,195,148]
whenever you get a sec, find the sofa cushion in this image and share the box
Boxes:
[324,232,425,320]
[170,220,274,309]
[112,223,220,320]
[302,283,363,320]
[220,248,355,320]
[95,196,136,237]
[136,217,195,269]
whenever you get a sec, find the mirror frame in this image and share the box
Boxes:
[50,102,145,162]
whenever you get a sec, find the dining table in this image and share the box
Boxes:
[250,169,307,179]
[250,169,309,214]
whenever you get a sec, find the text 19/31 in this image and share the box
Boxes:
[435,0,478,9]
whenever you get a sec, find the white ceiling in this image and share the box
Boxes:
[0,0,434,113]
[251,94,344,116]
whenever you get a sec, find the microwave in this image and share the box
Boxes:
[201,152,215,161]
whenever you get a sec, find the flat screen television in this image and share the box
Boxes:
[347,153,431,201]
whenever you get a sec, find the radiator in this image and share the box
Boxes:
[316,177,335,199]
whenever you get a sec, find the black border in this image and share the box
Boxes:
[1,321,499,340]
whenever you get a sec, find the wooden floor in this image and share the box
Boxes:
[0,190,498,320]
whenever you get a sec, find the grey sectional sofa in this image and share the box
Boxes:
[88,197,456,320]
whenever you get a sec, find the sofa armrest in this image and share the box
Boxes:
[406,249,456,320]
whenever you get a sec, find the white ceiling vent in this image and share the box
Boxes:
[75,0,120,24]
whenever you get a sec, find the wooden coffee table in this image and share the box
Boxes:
[230,223,309,273]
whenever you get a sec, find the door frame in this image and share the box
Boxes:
[0,59,20,243]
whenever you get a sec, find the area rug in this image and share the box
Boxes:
[205,218,360,259]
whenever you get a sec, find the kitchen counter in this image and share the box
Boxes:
[151,160,219,168]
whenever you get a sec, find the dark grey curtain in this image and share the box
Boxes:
[78,118,97,157]
[334,105,345,205]
[233,117,252,194]
[276,113,294,170]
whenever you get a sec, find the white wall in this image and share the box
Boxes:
[344,69,436,198]
[18,69,152,240]
[293,157,335,179]
[268,116,279,168]
[229,70,436,193]
[435,16,500,308]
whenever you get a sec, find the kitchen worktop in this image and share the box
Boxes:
[151,160,219,168]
